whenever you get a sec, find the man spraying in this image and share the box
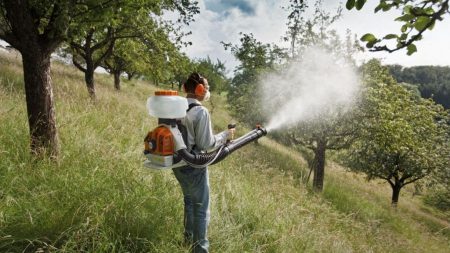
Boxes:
[173,72,232,253]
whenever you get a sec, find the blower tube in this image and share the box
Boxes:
[177,126,267,168]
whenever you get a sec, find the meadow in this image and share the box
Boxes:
[0,51,448,252]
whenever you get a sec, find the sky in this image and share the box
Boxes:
[1,0,448,75]
[180,0,450,74]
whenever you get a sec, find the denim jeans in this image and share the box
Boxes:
[173,166,210,253]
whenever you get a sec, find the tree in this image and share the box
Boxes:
[102,40,135,91]
[172,53,194,90]
[223,33,286,126]
[102,26,185,91]
[284,114,358,191]
[344,60,449,206]
[277,0,362,191]
[0,0,198,157]
[223,1,362,192]
[0,0,116,157]
[423,155,450,210]
[283,0,344,58]
[67,0,199,98]
[193,57,229,92]
[346,0,449,54]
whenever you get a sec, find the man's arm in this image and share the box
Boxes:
[195,108,229,151]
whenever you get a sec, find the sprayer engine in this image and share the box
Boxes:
[143,90,267,170]
[144,124,179,167]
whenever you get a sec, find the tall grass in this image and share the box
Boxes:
[1,51,449,252]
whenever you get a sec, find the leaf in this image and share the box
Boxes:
[403,5,413,15]
[383,34,398,40]
[400,33,408,40]
[346,0,356,10]
[361,33,377,42]
[401,24,408,33]
[367,41,376,48]
[395,14,414,22]
[424,7,435,15]
[428,20,436,30]
[407,44,417,55]
[375,5,382,13]
[355,0,367,10]
[375,1,390,13]
[414,16,431,31]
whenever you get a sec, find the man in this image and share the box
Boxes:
[173,72,231,253]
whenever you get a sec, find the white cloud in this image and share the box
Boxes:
[181,0,288,73]
[181,0,450,74]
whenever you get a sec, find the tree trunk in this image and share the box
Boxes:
[127,72,134,81]
[312,140,326,192]
[113,71,121,90]
[85,61,96,99]
[391,184,402,207]
[22,51,59,157]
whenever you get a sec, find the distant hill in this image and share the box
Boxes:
[387,65,450,109]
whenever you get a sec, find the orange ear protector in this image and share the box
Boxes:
[184,74,207,97]
[195,82,206,97]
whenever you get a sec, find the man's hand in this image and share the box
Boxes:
[228,123,236,141]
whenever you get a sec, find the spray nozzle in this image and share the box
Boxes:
[255,124,267,135]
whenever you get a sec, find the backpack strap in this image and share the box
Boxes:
[187,103,201,112]
[185,103,201,152]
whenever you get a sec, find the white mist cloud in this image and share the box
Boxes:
[262,47,361,131]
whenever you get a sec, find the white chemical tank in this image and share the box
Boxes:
[147,90,188,119]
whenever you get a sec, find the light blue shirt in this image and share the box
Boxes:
[182,98,229,152]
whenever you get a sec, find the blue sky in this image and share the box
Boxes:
[181,0,450,74]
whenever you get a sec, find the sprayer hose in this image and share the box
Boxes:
[176,127,267,168]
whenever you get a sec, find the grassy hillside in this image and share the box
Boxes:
[0,50,449,252]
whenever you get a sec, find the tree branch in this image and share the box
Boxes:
[43,3,60,37]
[371,0,449,53]
[72,57,87,72]
[70,42,87,59]
[91,28,113,52]
[94,38,115,67]
[403,176,425,186]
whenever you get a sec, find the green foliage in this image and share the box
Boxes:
[102,39,140,76]
[272,0,363,191]
[66,0,199,92]
[346,0,449,54]
[424,184,450,211]
[223,33,285,127]
[224,1,364,192]
[361,33,378,48]
[406,44,417,55]
[387,65,450,109]
[283,0,352,58]
[193,57,229,92]
[355,0,367,10]
[344,60,450,205]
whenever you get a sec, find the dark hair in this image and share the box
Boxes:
[184,72,205,93]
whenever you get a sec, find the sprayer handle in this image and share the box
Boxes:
[227,123,236,141]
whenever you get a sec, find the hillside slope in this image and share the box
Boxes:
[0,51,448,252]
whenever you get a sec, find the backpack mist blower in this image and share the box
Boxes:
[143,90,267,170]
